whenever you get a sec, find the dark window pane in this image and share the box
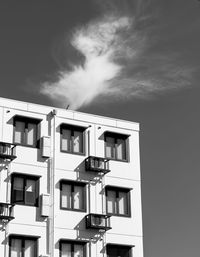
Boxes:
[118,192,128,215]
[25,179,36,205]
[13,177,24,203]
[61,129,71,152]
[116,138,126,160]
[24,240,36,257]
[14,121,25,144]
[27,123,37,146]
[107,190,117,214]
[107,245,131,257]
[10,238,22,257]
[73,131,83,153]
[61,184,72,209]
[105,137,115,158]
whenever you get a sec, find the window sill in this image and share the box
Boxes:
[60,207,86,212]
[105,157,129,163]
[13,143,39,149]
[106,212,131,218]
[60,150,85,156]
[12,203,38,207]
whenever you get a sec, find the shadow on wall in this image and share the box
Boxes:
[75,159,105,185]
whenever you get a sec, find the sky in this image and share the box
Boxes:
[1,0,200,256]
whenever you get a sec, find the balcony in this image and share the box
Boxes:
[0,142,16,160]
[0,203,15,221]
[85,156,110,174]
[85,213,111,231]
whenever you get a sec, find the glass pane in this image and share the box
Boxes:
[73,186,84,210]
[107,190,116,214]
[74,244,84,257]
[27,123,37,146]
[118,192,128,215]
[107,246,117,257]
[116,139,126,160]
[61,184,72,208]
[24,240,36,257]
[13,177,24,203]
[14,121,25,144]
[25,179,36,205]
[107,246,130,257]
[105,137,115,158]
[73,131,83,153]
[61,243,71,257]
[119,247,131,257]
[61,129,71,151]
[10,238,22,257]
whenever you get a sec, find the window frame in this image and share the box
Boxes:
[104,132,129,162]
[59,240,87,257]
[60,180,87,212]
[13,116,41,148]
[11,174,40,207]
[9,235,38,257]
[105,186,131,217]
[60,124,86,155]
[106,243,133,257]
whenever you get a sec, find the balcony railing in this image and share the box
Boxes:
[85,156,110,174]
[0,203,15,221]
[85,213,111,231]
[0,142,16,160]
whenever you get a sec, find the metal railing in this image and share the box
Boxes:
[85,156,110,174]
[0,203,15,221]
[0,142,16,160]
[85,213,111,231]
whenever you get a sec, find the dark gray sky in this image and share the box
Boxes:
[1,1,200,256]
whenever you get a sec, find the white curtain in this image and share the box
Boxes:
[14,121,25,144]
[62,184,71,208]
[10,239,22,257]
[27,123,37,146]
[105,137,115,158]
[61,243,71,257]
[118,192,128,215]
[73,131,83,153]
[73,186,83,210]
[107,190,116,214]
[116,139,126,160]
[24,240,35,257]
[61,129,71,151]
[13,177,24,202]
[74,244,84,257]
[14,177,23,190]
[25,179,36,205]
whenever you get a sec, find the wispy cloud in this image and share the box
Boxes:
[41,1,193,110]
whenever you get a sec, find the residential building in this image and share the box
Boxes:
[0,96,143,257]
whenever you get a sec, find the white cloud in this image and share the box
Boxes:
[41,11,193,110]
[41,16,137,109]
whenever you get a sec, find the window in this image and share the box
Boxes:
[60,124,85,154]
[106,244,132,257]
[9,236,37,257]
[60,241,86,257]
[106,187,131,217]
[13,116,40,147]
[11,174,39,206]
[60,181,86,212]
[105,132,128,161]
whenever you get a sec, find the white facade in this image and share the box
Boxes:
[0,97,143,257]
